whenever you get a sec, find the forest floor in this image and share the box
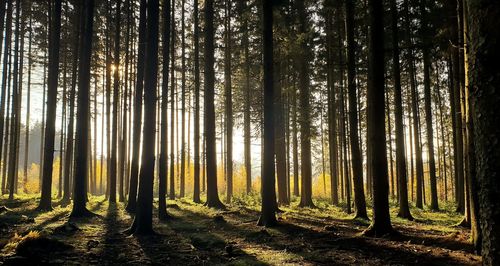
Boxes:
[0,194,481,265]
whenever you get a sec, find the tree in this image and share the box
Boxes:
[70,0,95,218]
[404,0,425,209]
[62,3,81,205]
[224,0,233,204]
[345,0,368,219]
[296,0,314,208]
[7,0,24,200]
[204,0,225,209]
[129,0,159,235]
[126,0,147,213]
[158,0,170,220]
[363,0,394,237]
[390,0,412,220]
[180,0,186,198]
[39,0,62,210]
[258,0,277,227]
[419,0,439,211]
[109,0,121,203]
[0,0,12,196]
[240,0,252,195]
[466,0,500,264]
[192,0,201,203]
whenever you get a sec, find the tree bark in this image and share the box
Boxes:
[258,0,277,227]
[70,0,94,218]
[364,0,394,237]
[130,0,159,235]
[204,0,224,209]
[39,0,62,210]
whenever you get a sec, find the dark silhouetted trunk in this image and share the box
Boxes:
[130,0,159,235]
[258,0,277,227]
[363,0,394,237]
[345,0,367,219]
[390,0,412,220]
[39,0,62,210]
[70,0,94,218]
[296,0,314,208]
[126,0,146,213]
[159,0,170,219]
[204,0,224,209]
[193,0,201,203]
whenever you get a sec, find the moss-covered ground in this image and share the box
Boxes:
[0,194,480,265]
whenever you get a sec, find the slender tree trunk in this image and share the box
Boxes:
[258,0,277,227]
[193,0,201,203]
[0,0,12,195]
[39,0,62,208]
[239,0,252,195]
[70,0,94,218]
[364,0,394,237]
[8,0,23,200]
[404,0,425,209]
[296,0,314,208]
[158,0,170,220]
[419,0,439,211]
[292,81,299,197]
[204,0,224,209]
[275,52,288,206]
[109,0,121,203]
[325,0,338,205]
[130,0,159,235]
[345,0,367,218]
[179,0,186,198]
[126,0,146,213]
[23,9,33,194]
[224,0,233,204]
[169,0,176,200]
[390,0,412,220]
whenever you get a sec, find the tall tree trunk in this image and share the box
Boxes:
[345,0,367,219]
[169,0,176,200]
[8,0,23,200]
[118,0,131,202]
[62,3,81,204]
[419,0,439,211]
[466,0,500,263]
[224,0,233,204]
[404,0,425,209]
[0,0,12,195]
[179,0,186,198]
[239,0,252,195]
[23,9,33,194]
[109,0,121,203]
[292,80,299,197]
[364,0,394,237]
[126,0,146,213]
[158,0,170,220]
[39,0,62,209]
[130,0,159,235]
[325,0,338,205]
[258,0,277,227]
[193,0,201,203]
[390,0,412,220]
[70,0,94,218]
[204,0,224,209]
[296,0,314,208]
[275,52,288,206]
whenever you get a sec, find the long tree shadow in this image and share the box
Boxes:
[177,204,477,265]
[144,208,268,265]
